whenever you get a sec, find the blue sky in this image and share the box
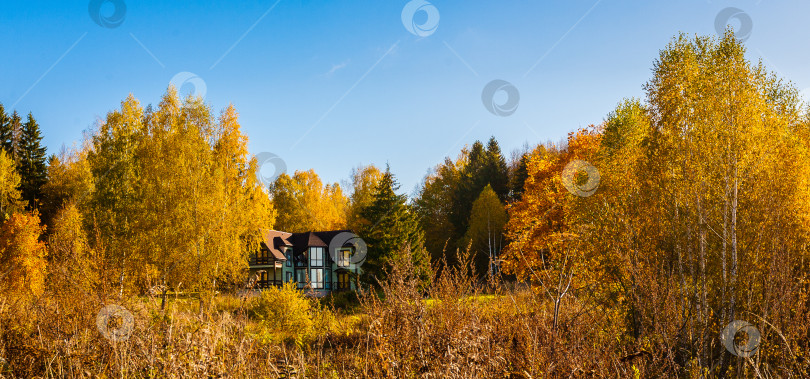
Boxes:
[2,0,810,195]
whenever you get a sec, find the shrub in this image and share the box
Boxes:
[248,282,313,344]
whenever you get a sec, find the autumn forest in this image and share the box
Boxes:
[1,32,809,377]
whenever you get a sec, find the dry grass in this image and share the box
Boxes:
[0,252,807,378]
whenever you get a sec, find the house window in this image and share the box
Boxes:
[285,248,292,267]
[286,272,293,282]
[256,249,269,264]
[310,268,324,289]
[295,252,305,267]
[337,272,350,290]
[295,268,307,289]
[337,248,352,268]
[309,247,324,267]
[324,270,331,290]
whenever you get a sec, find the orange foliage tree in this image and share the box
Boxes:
[501,128,603,329]
[0,212,47,297]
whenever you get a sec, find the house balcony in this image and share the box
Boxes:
[250,256,283,268]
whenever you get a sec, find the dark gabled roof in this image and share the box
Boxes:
[287,230,355,255]
[276,234,293,247]
[261,230,292,260]
[311,230,354,246]
[306,232,327,247]
[256,229,356,262]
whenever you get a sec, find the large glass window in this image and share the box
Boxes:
[285,248,292,267]
[337,248,352,268]
[295,268,307,289]
[286,272,293,282]
[310,268,324,289]
[309,247,324,267]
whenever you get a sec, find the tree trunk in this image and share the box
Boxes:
[697,191,708,366]
[730,170,738,321]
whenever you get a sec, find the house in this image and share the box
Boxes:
[248,229,363,296]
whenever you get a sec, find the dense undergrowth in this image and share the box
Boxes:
[2,251,806,378]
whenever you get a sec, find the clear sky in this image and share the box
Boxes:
[2,0,810,195]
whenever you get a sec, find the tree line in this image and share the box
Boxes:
[268,135,525,285]
[0,84,528,299]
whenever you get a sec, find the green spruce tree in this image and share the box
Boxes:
[358,165,431,287]
[18,113,48,208]
[8,111,22,160]
[483,137,510,201]
[0,104,11,155]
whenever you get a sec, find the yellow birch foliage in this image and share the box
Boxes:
[134,91,275,291]
[47,202,98,294]
[85,89,275,293]
[86,94,143,292]
[0,212,47,296]
[0,149,25,220]
[270,169,348,232]
[501,32,810,370]
[347,164,383,231]
[463,184,507,275]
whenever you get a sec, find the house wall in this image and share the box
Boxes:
[291,246,362,297]
[249,244,362,296]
